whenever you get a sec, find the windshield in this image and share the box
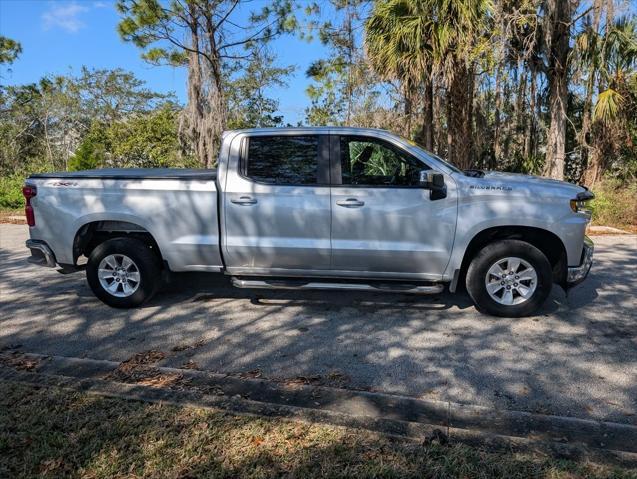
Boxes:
[423,150,465,175]
[400,137,465,175]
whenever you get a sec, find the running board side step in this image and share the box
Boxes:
[231,278,444,295]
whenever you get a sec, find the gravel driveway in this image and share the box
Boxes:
[1,224,636,424]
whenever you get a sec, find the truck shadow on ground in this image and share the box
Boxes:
[162,271,477,310]
[1,238,636,427]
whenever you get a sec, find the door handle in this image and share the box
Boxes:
[336,198,365,208]
[231,196,257,206]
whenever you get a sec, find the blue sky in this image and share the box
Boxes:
[0,0,332,124]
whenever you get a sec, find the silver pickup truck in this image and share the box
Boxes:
[23,127,594,317]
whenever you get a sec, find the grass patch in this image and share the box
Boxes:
[0,381,635,478]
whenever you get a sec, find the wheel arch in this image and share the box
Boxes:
[73,219,164,266]
[453,225,568,292]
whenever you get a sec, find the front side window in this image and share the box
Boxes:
[245,135,319,185]
[339,136,425,186]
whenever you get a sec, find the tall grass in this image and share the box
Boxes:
[589,179,637,229]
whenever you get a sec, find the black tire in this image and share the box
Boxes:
[466,239,552,317]
[86,237,161,308]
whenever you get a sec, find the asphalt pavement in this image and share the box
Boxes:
[1,224,635,424]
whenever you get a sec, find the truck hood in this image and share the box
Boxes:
[479,171,587,197]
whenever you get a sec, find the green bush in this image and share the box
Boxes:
[0,160,57,210]
[0,173,26,209]
[69,122,108,171]
[107,107,197,168]
[589,178,637,228]
[69,108,198,170]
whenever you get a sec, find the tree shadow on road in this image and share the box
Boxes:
[1,237,636,428]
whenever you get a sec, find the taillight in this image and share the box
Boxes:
[22,184,37,226]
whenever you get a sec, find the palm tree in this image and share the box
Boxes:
[592,17,637,122]
[587,16,637,184]
[365,0,435,147]
[541,0,579,181]
[574,1,605,183]
[365,0,492,168]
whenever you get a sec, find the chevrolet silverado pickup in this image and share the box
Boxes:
[23,127,594,317]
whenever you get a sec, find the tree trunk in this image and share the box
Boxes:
[545,77,568,179]
[447,64,473,170]
[585,0,615,186]
[501,81,511,161]
[580,74,596,185]
[204,54,226,168]
[402,78,414,138]
[524,71,536,160]
[345,2,354,125]
[544,0,577,180]
[493,67,502,167]
[467,65,475,164]
[184,49,203,164]
[179,3,228,168]
[181,4,207,167]
[205,11,227,168]
[473,97,488,169]
[515,63,527,159]
[43,109,54,168]
[418,76,434,150]
[434,79,445,157]
[582,0,605,186]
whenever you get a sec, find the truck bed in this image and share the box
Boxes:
[26,169,222,272]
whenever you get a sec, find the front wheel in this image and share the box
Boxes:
[466,240,552,317]
[86,237,161,308]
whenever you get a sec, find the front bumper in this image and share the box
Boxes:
[566,236,593,286]
[26,239,57,268]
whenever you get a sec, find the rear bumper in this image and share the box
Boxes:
[26,239,57,268]
[566,236,593,286]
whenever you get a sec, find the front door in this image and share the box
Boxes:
[330,135,456,280]
[223,133,331,273]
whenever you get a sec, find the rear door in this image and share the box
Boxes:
[329,134,456,280]
[222,133,331,273]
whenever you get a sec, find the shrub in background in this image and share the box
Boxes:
[0,160,56,210]
[590,179,637,228]
[69,122,109,171]
[0,173,25,209]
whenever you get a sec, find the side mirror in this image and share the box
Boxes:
[419,170,447,200]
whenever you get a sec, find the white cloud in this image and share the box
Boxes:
[42,2,90,33]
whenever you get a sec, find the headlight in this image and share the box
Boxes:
[570,199,589,212]
[570,190,594,213]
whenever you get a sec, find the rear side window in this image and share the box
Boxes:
[245,136,319,185]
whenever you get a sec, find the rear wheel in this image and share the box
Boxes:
[466,240,552,317]
[86,237,161,308]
